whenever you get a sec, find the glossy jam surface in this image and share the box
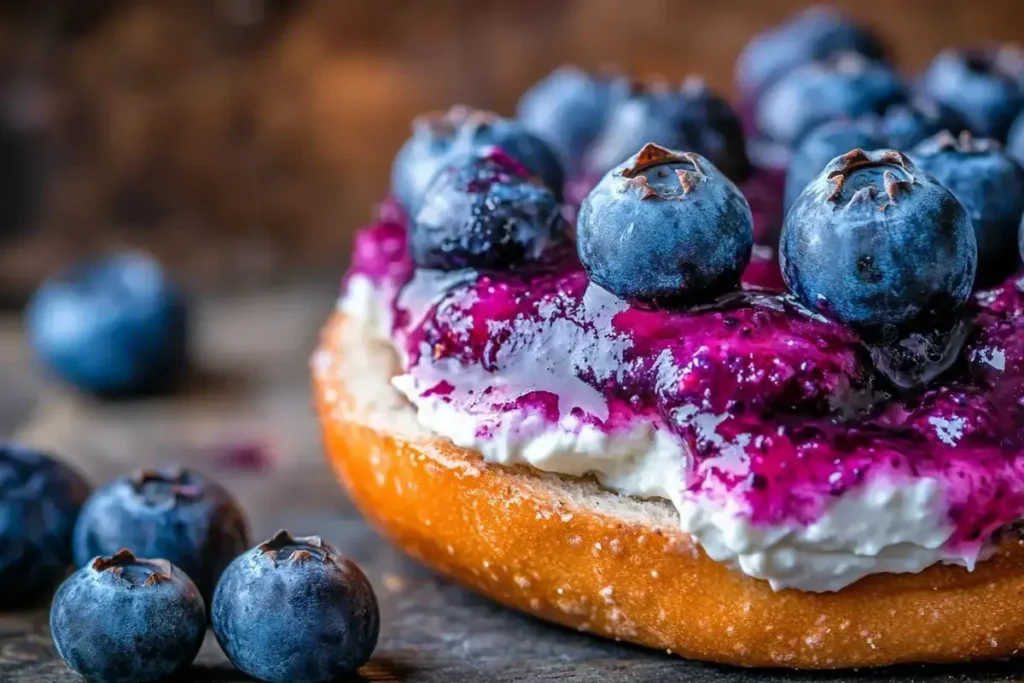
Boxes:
[348,171,1024,554]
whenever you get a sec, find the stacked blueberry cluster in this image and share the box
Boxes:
[392,6,1024,392]
[0,445,379,683]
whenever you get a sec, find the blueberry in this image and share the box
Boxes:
[577,143,753,307]
[26,253,189,396]
[785,118,889,213]
[516,65,628,176]
[755,52,906,147]
[212,530,380,683]
[585,77,751,182]
[0,443,89,607]
[51,550,205,683]
[409,148,566,271]
[911,131,1024,288]
[920,45,1024,140]
[1006,106,1024,166]
[735,5,887,103]
[390,105,564,212]
[781,148,976,340]
[73,467,249,606]
[877,96,967,150]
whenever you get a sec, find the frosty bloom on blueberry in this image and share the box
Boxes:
[212,530,380,683]
[585,78,751,182]
[409,148,566,271]
[755,51,906,147]
[921,45,1024,140]
[781,148,976,342]
[73,466,250,606]
[911,130,1024,288]
[516,65,628,175]
[0,443,90,607]
[577,143,753,308]
[734,5,887,105]
[390,105,564,212]
[50,549,206,683]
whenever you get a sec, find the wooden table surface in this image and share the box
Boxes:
[2,283,1023,682]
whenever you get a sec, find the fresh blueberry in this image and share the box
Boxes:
[755,52,906,147]
[735,5,887,104]
[1006,106,1024,166]
[577,143,753,307]
[51,550,205,683]
[785,118,889,213]
[212,530,380,683]
[390,105,564,212]
[911,131,1024,288]
[781,148,976,341]
[26,253,189,397]
[0,443,89,607]
[920,45,1024,140]
[585,77,751,182]
[409,148,566,271]
[877,96,967,150]
[73,467,249,606]
[516,65,627,176]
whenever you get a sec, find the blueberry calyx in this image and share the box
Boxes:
[917,128,1001,156]
[91,549,173,587]
[823,148,916,210]
[619,144,707,199]
[129,467,203,503]
[257,529,333,565]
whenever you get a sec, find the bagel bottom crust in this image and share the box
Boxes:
[312,312,1024,669]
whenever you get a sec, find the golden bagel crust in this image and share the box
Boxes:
[312,311,1024,669]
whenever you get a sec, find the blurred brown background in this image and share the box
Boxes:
[0,0,1021,296]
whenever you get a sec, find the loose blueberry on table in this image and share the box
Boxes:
[0,443,89,607]
[755,51,906,147]
[72,466,250,606]
[50,549,206,683]
[577,142,753,307]
[409,147,568,271]
[26,252,190,397]
[911,130,1024,288]
[584,77,751,182]
[391,105,564,213]
[212,530,380,683]
[920,44,1024,140]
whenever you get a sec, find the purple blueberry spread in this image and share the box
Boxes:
[347,161,1024,560]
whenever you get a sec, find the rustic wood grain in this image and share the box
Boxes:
[2,283,1024,681]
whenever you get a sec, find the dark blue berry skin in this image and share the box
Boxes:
[26,253,189,397]
[51,550,205,683]
[410,148,566,271]
[585,78,751,182]
[735,5,887,104]
[1006,106,1024,167]
[755,52,906,147]
[920,45,1024,140]
[577,143,753,308]
[516,66,627,176]
[73,467,249,607]
[781,148,976,341]
[0,443,89,607]
[212,531,380,683]
[785,118,889,213]
[878,96,967,150]
[911,131,1024,288]
[390,105,564,212]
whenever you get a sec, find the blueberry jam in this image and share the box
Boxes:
[344,180,1024,562]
